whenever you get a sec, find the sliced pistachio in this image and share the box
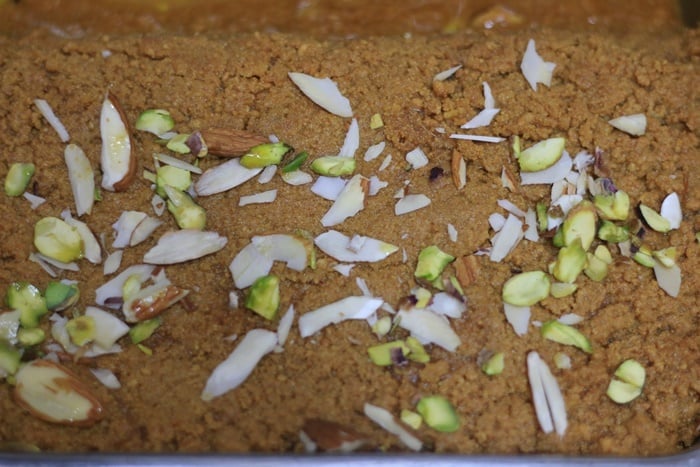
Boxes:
[593,245,613,264]
[310,156,356,176]
[370,113,384,130]
[6,282,48,329]
[639,204,671,233]
[166,133,191,154]
[597,220,629,243]
[653,247,677,268]
[405,336,430,363]
[416,395,459,433]
[34,217,83,264]
[45,281,79,312]
[502,271,550,306]
[584,252,609,282]
[245,275,280,320]
[594,190,629,221]
[481,352,505,376]
[371,316,392,338]
[400,409,422,430]
[413,287,432,308]
[17,327,45,346]
[562,201,597,251]
[552,226,564,248]
[541,320,592,353]
[367,340,409,366]
[137,344,153,355]
[415,245,455,282]
[517,137,566,172]
[633,247,655,268]
[552,238,587,283]
[122,274,143,303]
[135,109,175,136]
[66,315,96,346]
[511,135,522,158]
[129,317,162,344]
[0,341,21,375]
[536,201,548,232]
[4,162,35,196]
[281,151,309,173]
[164,185,206,230]
[553,352,571,370]
[550,282,577,298]
[156,165,191,198]
[607,359,645,404]
[240,142,292,169]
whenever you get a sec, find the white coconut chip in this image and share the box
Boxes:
[95,264,155,307]
[364,141,386,162]
[112,211,147,249]
[90,368,121,389]
[144,230,227,265]
[503,303,530,336]
[395,194,431,215]
[447,223,458,242]
[490,214,524,262]
[298,296,383,338]
[608,113,646,136]
[527,351,568,437]
[195,159,262,196]
[379,154,392,171]
[281,169,313,186]
[311,176,347,201]
[257,165,277,184]
[22,192,46,210]
[433,64,462,82]
[363,403,422,452]
[201,329,278,401]
[276,305,295,349]
[397,308,461,352]
[497,199,527,218]
[60,212,101,264]
[230,234,307,289]
[449,134,506,143]
[239,189,278,206]
[332,264,355,276]
[653,262,681,298]
[338,118,360,158]
[520,39,556,91]
[288,72,353,118]
[103,250,123,275]
[315,230,398,263]
[558,313,584,326]
[130,216,163,247]
[405,147,429,169]
[430,293,466,319]
[34,98,70,142]
[368,176,388,196]
[483,81,496,109]
[461,108,500,130]
[489,213,506,232]
[520,150,573,185]
[321,174,368,227]
[85,306,130,349]
[64,144,95,216]
[552,194,583,216]
[660,192,682,229]
[153,152,203,174]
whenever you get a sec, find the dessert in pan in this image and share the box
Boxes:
[0,0,697,458]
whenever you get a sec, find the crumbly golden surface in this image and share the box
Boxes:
[0,28,698,455]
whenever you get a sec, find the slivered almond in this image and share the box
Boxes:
[199,128,268,157]
[123,283,190,322]
[501,166,518,192]
[100,92,136,192]
[302,418,367,453]
[14,360,104,426]
[451,151,466,189]
[455,255,480,288]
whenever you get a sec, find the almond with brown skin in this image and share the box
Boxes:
[100,92,136,192]
[451,150,466,189]
[455,254,480,288]
[301,418,367,453]
[14,360,104,426]
[199,128,269,157]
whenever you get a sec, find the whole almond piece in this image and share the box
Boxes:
[301,418,367,452]
[451,151,466,189]
[14,360,104,426]
[455,254,480,288]
[199,128,269,157]
[100,92,136,192]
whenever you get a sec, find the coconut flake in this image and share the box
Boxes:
[364,141,386,162]
[34,99,70,142]
[520,150,573,185]
[22,192,46,210]
[64,144,95,216]
[201,329,278,401]
[527,351,567,437]
[239,189,278,206]
[405,147,429,169]
[490,214,524,262]
[653,262,681,297]
[298,296,383,337]
[660,192,682,229]
[433,64,462,82]
[449,134,506,143]
[144,230,227,265]
[311,176,347,201]
[321,175,368,227]
[608,113,646,136]
[520,39,556,91]
[461,108,500,130]
[363,403,422,452]
[112,211,147,248]
[503,303,530,336]
[447,223,458,242]
[338,118,359,158]
[90,368,121,389]
[195,159,262,196]
[497,199,527,218]
[315,230,398,263]
[288,72,353,118]
[397,308,461,352]
[395,194,431,215]
[103,250,123,275]
[524,208,540,242]
[153,152,203,174]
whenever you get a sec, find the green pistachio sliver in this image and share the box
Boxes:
[135,109,175,136]
[653,247,677,268]
[65,315,96,346]
[552,226,564,248]
[415,245,455,282]
[481,352,505,376]
[166,134,191,154]
[400,409,422,430]
[241,142,292,169]
[584,252,608,282]
[370,113,384,130]
[517,137,566,172]
[0,341,21,375]
[541,320,592,353]
[405,336,430,363]
[502,270,550,306]
[633,248,655,268]
[156,165,191,198]
[367,340,409,366]
[594,190,630,221]
[371,316,392,338]
[129,317,162,344]
[550,282,577,298]
[597,220,629,243]
[639,204,671,233]
[44,281,79,312]
[137,343,153,355]
[281,151,309,173]
[593,245,613,264]
[17,327,46,346]
[413,287,432,308]
[310,156,356,176]
[695,232,700,243]
[4,162,35,197]
[536,201,548,232]
[6,282,48,329]
[245,275,280,320]
[562,201,597,251]
[33,217,83,264]
[416,395,459,433]
[122,275,143,303]
[511,135,521,158]
[164,185,206,230]
[552,238,587,283]
[607,359,645,403]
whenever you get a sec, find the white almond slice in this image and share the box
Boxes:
[276,305,295,348]
[405,147,429,169]
[84,306,129,349]
[489,212,506,232]
[447,223,458,242]
[608,113,646,136]
[298,296,383,338]
[572,150,594,171]
[347,234,367,253]
[103,250,123,275]
[89,368,121,390]
[552,194,583,216]
[201,329,278,401]
[660,192,682,229]
[520,39,556,91]
[497,199,527,218]
[311,176,347,201]
[194,159,262,196]
[527,352,553,434]
[129,216,162,247]
[363,403,422,452]
[503,303,530,336]
[151,194,166,216]
[490,214,524,262]
[34,253,79,272]
[397,308,461,352]
[153,153,203,174]
[449,134,506,143]
[429,293,466,319]
[338,118,359,158]
[483,81,496,109]
[535,353,568,437]
[433,64,462,82]
[379,154,392,171]
[257,165,277,184]
[281,170,313,186]
[524,208,540,242]
[112,211,147,249]
[314,230,398,263]
[251,234,308,271]
[95,264,155,307]
[229,242,274,289]
[333,264,355,276]
[100,93,135,192]
[27,253,56,277]
[461,108,500,130]
[558,313,584,325]
[356,277,372,297]
[239,189,278,206]
[23,192,46,210]
[520,150,573,185]
[288,72,353,118]
[61,214,101,264]
[395,194,431,215]
[364,141,386,162]
[64,144,95,216]
[0,310,21,346]
[321,174,368,227]
[34,99,70,142]
[653,262,681,297]
[122,282,188,323]
[368,176,388,196]
[144,230,227,265]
